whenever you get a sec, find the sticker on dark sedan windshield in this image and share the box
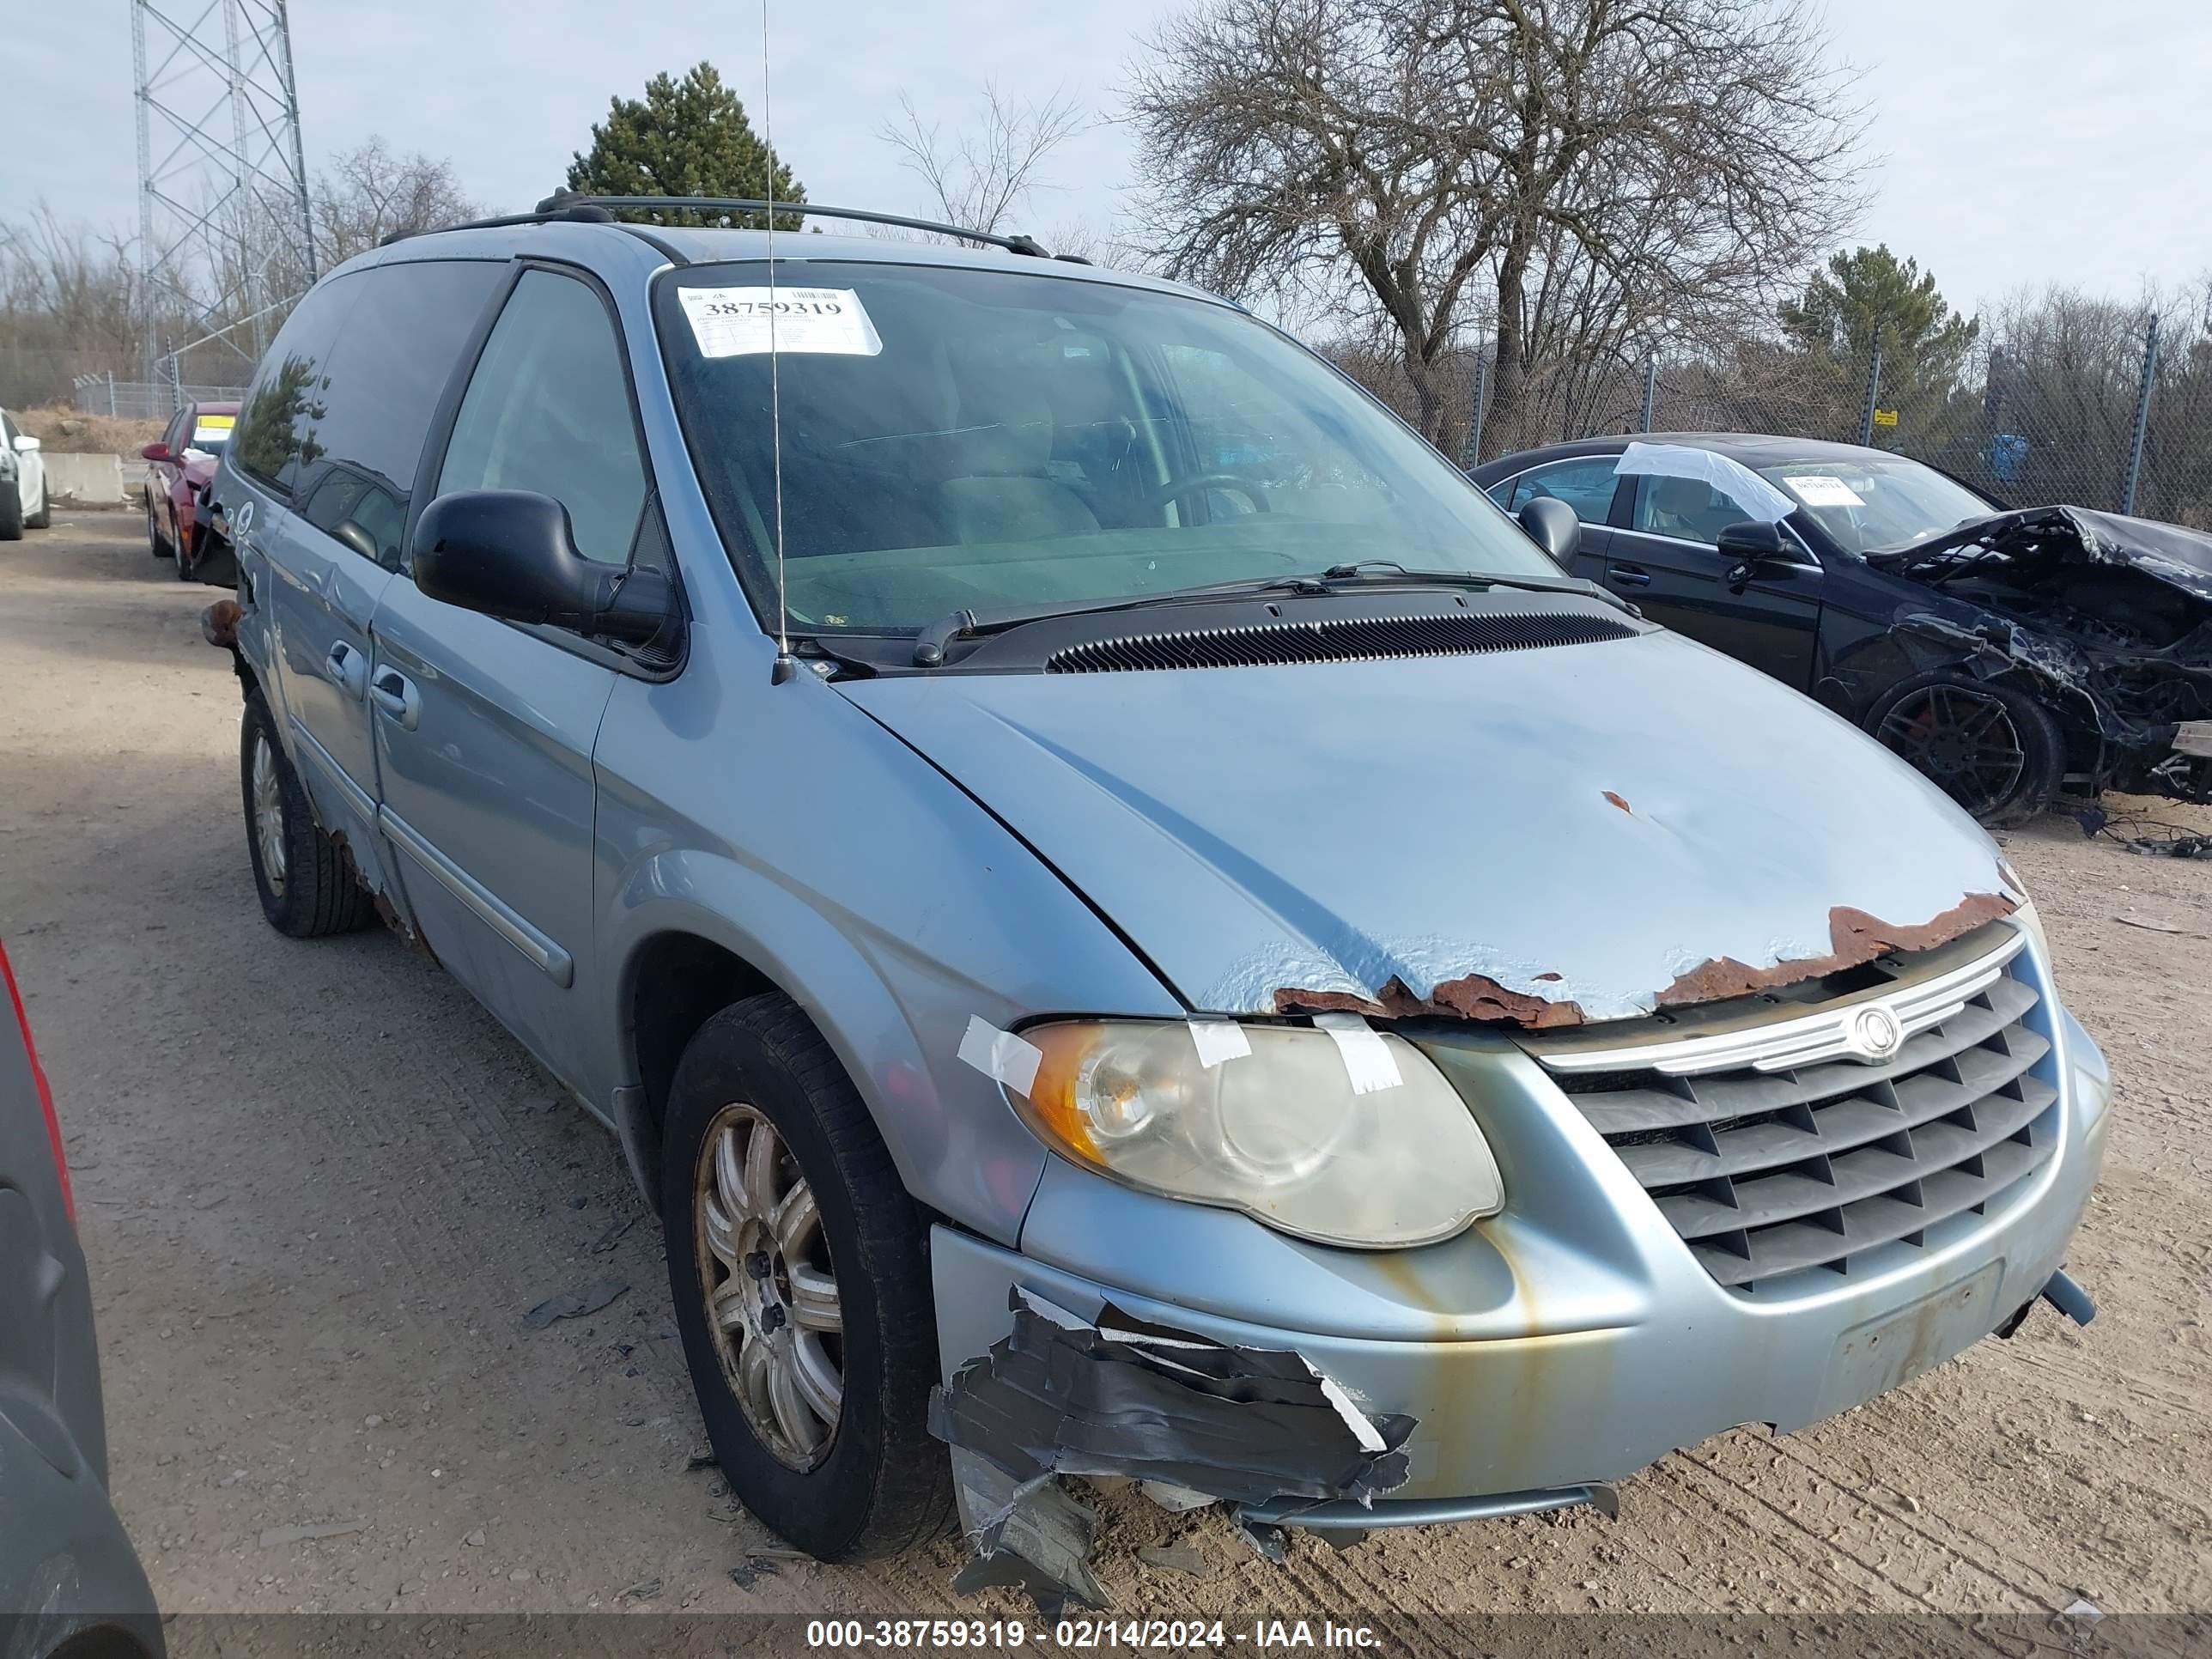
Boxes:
[1784,474,1866,507]
[677,285,883,358]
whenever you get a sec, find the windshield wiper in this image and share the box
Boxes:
[909,564,1630,666]
[910,575,1331,665]
[1318,561,1632,611]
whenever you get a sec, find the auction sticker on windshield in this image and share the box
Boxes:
[678,286,883,357]
[1784,474,1865,507]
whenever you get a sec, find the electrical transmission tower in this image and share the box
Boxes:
[131,0,315,388]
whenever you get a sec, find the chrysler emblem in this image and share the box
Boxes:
[1847,1005,1904,1062]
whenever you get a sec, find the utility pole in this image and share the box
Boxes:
[131,0,314,386]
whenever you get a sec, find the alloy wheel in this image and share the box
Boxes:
[251,732,288,893]
[1876,683,2027,818]
[694,1103,844,1470]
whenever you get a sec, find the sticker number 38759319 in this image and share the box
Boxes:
[678,285,884,359]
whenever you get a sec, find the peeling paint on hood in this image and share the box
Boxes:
[841,629,2011,1026]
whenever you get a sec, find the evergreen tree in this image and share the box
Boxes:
[565,64,805,228]
[1781,245,1979,399]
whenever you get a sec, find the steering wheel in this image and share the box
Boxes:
[1149,473,1271,516]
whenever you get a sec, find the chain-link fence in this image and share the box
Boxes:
[70,374,248,421]
[1460,304,2212,529]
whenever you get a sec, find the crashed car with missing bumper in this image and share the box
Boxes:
[208,202,2107,1606]
[1473,434,2212,825]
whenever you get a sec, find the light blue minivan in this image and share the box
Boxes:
[214,195,2106,1597]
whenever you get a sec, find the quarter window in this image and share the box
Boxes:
[233,276,360,495]
[436,270,647,566]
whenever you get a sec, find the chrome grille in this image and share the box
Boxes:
[1529,927,2056,1291]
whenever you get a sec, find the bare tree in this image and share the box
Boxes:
[1128,0,1865,459]
[313,137,483,268]
[878,82,1085,240]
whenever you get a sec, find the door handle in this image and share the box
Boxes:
[325,640,368,701]
[1608,565,1652,587]
[368,667,421,731]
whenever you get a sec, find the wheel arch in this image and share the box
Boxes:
[605,851,1045,1249]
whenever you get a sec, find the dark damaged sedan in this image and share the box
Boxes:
[1473,434,2212,824]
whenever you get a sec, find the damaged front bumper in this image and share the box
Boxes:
[931,945,2107,1575]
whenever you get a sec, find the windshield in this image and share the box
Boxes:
[1758,454,1995,556]
[655,261,1559,632]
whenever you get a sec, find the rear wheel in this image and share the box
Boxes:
[23,477,49,529]
[240,692,376,937]
[0,480,21,541]
[1869,672,2064,827]
[660,995,951,1562]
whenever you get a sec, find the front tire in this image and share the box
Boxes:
[147,495,172,557]
[240,693,376,937]
[1869,672,2065,828]
[661,995,951,1562]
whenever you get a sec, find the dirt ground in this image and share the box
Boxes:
[3,516,2208,1637]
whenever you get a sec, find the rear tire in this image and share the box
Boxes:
[240,692,376,938]
[1868,672,2065,828]
[660,994,952,1562]
[0,480,21,541]
[23,480,49,529]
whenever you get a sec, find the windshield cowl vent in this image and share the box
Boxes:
[1043,609,1637,673]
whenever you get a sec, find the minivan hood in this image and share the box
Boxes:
[839,630,2016,1026]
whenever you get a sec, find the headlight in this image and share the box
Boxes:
[1009,1018,1502,1249]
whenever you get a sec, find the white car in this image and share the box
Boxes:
[0,406,51,538]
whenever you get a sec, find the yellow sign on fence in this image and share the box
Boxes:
[1872,408,1899,428]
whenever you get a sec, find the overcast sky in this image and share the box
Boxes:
[10,0,2209,320]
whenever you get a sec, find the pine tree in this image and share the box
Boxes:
[564,64,805,228]
[1781,246,1979,401]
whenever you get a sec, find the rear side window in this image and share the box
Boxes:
[233,277,360,495]
[1503,458,1620,523]
[436,269,648,565]
[294,260,502,562]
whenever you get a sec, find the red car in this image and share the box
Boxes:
[140,400,238,584]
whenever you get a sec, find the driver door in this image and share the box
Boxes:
[1607,473,1824,689]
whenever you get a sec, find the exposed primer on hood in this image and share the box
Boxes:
[842,629,2012,1028]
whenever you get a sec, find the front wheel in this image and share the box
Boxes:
[147,497,172,557]
[660,995,951,1562]
[1868,672,2065,827]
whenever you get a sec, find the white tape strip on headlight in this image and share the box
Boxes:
[957,1015,1043,1097]
[1311,1012,1402,1094]
[1187,1019,1252,1068]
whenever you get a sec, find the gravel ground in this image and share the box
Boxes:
[3,516,2208,1638]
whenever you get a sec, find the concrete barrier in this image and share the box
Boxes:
[42,452,127,505]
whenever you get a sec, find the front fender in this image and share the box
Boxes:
[592,653,1183,1246]
[605,853,1073,1245]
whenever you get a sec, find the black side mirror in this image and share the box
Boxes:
[1516,495,1581,563]
[1715,520,1794,587]
[411,490,672,644]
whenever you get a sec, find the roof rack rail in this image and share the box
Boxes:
[498,193,1057,258]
